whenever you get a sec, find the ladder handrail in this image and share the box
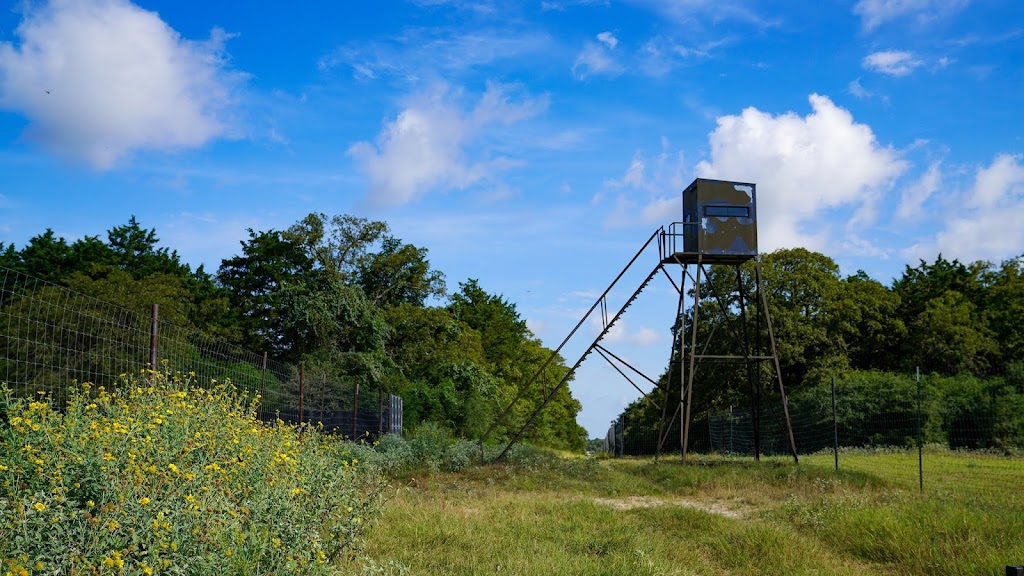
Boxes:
[493,262,663,461]
[478,226,665,447]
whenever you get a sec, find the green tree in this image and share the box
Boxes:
[282,213,389,281]
[512,338,587,451]
[757,248,847,385]
[106,216,189,279]
[356,236,445,308]
[984,256,1024,367]
[381,304,497,435]
[448,279,528,380]
[217,229,315,353]
[909,291,998,375]
[832,271,906,371]
[15,229,74,283]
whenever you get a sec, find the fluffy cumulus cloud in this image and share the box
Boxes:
[693,94,907,252]
[862,50,924,76]
[853,0,972,31]
[348,82,547,207]
[918,154,1024,261]
[0,0,242,169]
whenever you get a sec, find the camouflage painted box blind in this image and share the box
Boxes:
[682,178,757,261]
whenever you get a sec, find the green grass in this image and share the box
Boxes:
[6,376,1020,575]
[364,453,1024,575]
[796,447,1024,502]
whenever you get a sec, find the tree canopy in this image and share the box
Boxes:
[4,214,1020,452]
[1,213,587,450]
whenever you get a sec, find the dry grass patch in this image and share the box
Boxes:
[591,495,749,518]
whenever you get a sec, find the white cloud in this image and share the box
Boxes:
[0,0,242,169]
[408,0,503,15]
[853,0,971,31]
[594,317,661,347]
[320,28,552,80]
[601,138,687,227]
[540,0,610,11]
[863,50,924,76]
[625,0,776,28]
[695,94,907,252]
[896,161,942,220]
[848,78,873,99]
[635,36,722,77]
[348,82,547,207]
[969,153,1024,208]
[915,154,1024,261]
[597,31,619,49]
[573,33,623,79]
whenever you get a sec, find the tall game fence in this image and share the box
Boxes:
[602,373,1023,504]
[0,266,402,438]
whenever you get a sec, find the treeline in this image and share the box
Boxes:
[617,248,1024,452]
[0,214,587,450]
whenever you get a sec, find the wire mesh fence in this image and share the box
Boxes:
[0,266,402,439]
[602,373,1024,503]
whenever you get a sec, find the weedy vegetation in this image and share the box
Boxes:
[359,440,1024,575]
[3,373,1022,575]
[1,371,387,575]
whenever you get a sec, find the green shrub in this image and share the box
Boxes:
[0,370,387,575]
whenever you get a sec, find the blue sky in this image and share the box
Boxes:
[1,0,1022,436]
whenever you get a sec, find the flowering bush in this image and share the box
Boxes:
[0,370,387,575]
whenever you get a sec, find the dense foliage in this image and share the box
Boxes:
[614,248,1024,451]
[0,371,387,574]
[0,214,587,450]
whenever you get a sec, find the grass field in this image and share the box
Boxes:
[364,451,1024,575]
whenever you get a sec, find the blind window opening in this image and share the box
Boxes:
[704,205,750,218]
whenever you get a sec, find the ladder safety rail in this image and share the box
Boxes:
[593,345,656,402]
[478,227,664,448]
[494,262,663,461]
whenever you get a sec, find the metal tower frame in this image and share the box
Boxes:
[479,225,798,463]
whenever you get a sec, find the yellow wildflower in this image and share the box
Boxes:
[32,502,46,512]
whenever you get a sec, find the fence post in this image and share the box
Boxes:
[298,362,305,429]
[378,388,383,437]
[917,366,923,493]
[352,381,359,441]
[832,377,839,471]
[708,415,714,453]
[259,352,267,417]
[149,304,159,371]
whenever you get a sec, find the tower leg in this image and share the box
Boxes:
[656,267,687,462]
[756,262,799,464]
[736,265,760,461]
[681,259,701,461]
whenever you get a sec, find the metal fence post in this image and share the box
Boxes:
[917,367,923,493]
[298,362,305,428]
[149,304,159,370]
[352,381,359,440]
[832,377,839,471]
[259,352,267,416]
